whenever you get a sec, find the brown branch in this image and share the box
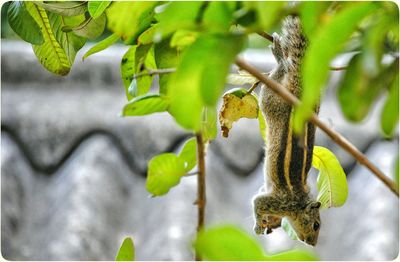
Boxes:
[133,68,176,79]
[235,58,399,197]
[195,133,206,261]
[257,31,274,42]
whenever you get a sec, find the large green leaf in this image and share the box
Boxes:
[35,1,87,17]
[258,109,267,143]
[194,225,266,260]
[312,146,348,209]
[178,137,197,172]
[293,3,378,133]
[7,1,43,45]
[170,29,199,51]
[26,3,71,76]
[106,1,158,40]
[115,237,135,261]
[48,13,87,65]
[82,33,120,61]
[154,1,203,40]
[194,225,317,261]
[338,55,398,122]
[168,34,244,131]
[122,94,169,117]
[154,38,181,94]
[88,1,111,19]
[146,153,186,196]
[64,13,107,40]
[203,1,234,33]
[381,73,399,138]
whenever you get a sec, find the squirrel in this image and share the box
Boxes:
[253,16,321,246]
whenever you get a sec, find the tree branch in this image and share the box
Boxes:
[235,58,399,197]
[195,133,206,261]
[133,68,176,79]
[257,31,274,42]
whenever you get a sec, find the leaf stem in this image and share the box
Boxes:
[329,66,347,71]
[235,58,399,197]
[195,133,206,261]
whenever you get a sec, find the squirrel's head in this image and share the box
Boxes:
[288,201,321,246]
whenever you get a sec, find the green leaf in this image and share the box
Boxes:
[381,73,399,138]
[65,13,106,40]
[115,237,135,261]
[154,1,203,40]
[7,1,43,45]
[82,33,120,61]
[203,1,234,33]
[26,3,71,76]
[178,137,197,172]
[35,1,87,17]
[88,1,111,19]
[281,217,299,240]
[338,55,398,122]
[122,94,169,117]
[168,34,244,131]
[312,146,348,209]
[202,106,218,142]
[146,153,186,196]
[300,2,332,38]
[194,225,266,260]
[154,38,181,94]
[106,1,158,40]
[170,29,199,51]
[49,13,87,65]
[194,225,317,261]
[294,3,378,133]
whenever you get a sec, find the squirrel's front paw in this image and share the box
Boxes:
[254,224,266,235]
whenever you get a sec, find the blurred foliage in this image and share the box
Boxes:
[3,1,398,260]
[194,225,318,260]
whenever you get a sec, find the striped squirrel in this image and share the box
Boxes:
[253,16,321,246]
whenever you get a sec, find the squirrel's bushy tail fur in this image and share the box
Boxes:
[281,16,307,70]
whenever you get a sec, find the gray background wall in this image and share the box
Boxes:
[1,40,398,260]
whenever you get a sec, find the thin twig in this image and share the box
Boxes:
[195,133,206,261]
[235,58,399,197]
[257,31,274,42]
[133,68,176,79]
[329,66,347,71]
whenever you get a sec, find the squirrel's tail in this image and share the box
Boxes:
[281,16,307,69]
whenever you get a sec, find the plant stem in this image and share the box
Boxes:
[195,133,206,261]
[235,58,399,197]
[329,66,347,71]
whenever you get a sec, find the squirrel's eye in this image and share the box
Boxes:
[313,222,320,231]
